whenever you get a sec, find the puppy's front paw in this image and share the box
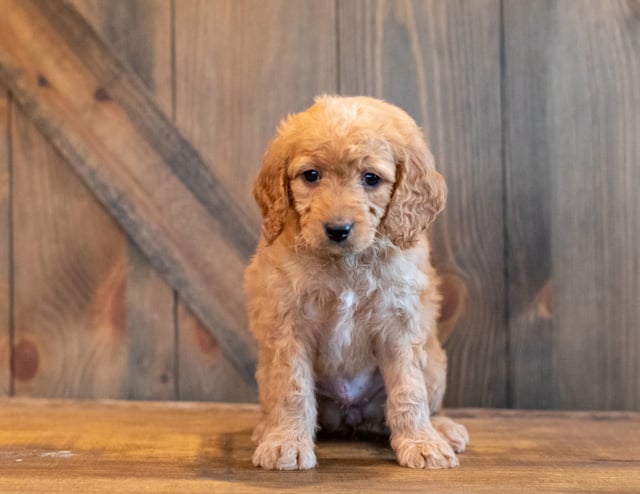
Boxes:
[253,437,317,470]
[431,416,469,453]
[393,432,459,469]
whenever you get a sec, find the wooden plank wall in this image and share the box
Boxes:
[66,0,255,402]
[11,103,128,397]
[68,0,177,400]
[505,0,640,410]
[0,0,638,410]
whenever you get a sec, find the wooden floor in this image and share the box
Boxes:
[0,399,638,493]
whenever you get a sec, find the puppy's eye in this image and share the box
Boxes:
[302,170,320,183]
[363,173,381,187]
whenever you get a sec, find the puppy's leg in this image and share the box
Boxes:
[378,334,458,469]
[424,335,447,414]
[252,334,317,470]
[424,336,469,453]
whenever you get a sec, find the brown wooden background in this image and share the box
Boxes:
[0,0,638,410]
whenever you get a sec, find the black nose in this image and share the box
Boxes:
[325,223,352,243]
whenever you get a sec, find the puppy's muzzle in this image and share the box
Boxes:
[324,223,352,243]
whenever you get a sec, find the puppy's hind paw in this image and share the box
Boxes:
[431,416,470,453]
[253,438,317,470]
[393,432,459,469]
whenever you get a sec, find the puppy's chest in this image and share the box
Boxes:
[305,274,393,373]
[292,253,428,374]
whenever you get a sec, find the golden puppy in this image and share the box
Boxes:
[244,95,468,470]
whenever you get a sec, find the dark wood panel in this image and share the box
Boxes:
[0,88,9,395]
[502,0,555,409]
[0,400,639,492]
[505,0,640,409]
[11,105,129,397]
[339,0,506,407]
[174,0,337,399]
[69,0,177,400]
[0,0,257,387]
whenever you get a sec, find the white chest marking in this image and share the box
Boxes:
[340,289,357,311]
[324,289,359,363]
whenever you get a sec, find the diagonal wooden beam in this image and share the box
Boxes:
[0,0,258,387]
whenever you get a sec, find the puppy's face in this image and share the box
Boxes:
[288,139,395,254]
[254,96,447,252]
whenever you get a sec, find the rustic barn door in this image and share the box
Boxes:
[0,0,638,410]
[0,0,263,400]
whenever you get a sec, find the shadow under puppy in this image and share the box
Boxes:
[245,95,469,470]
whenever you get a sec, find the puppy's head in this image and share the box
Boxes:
[253,95,447,253]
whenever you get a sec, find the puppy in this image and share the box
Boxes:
[244,95,469,470]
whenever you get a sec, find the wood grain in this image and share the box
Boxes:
[0,399,639,493]
[174,0,338,213]
[0,0,257,386]
[0,88,9,395]
[339,0,506,407]
[36,0,257,257]
[177,303,255,402]
[173,0,337,398]
[69,0,177,400]
[505,0,640,409]
[502,0,554,409]
[11,105,128,397]
[124,246,176,399]
[68,0,174,117]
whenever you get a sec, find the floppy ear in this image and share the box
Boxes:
[381,132,447,249]
[253,134,291,245]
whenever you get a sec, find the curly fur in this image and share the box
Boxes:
[245,95,468,470]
